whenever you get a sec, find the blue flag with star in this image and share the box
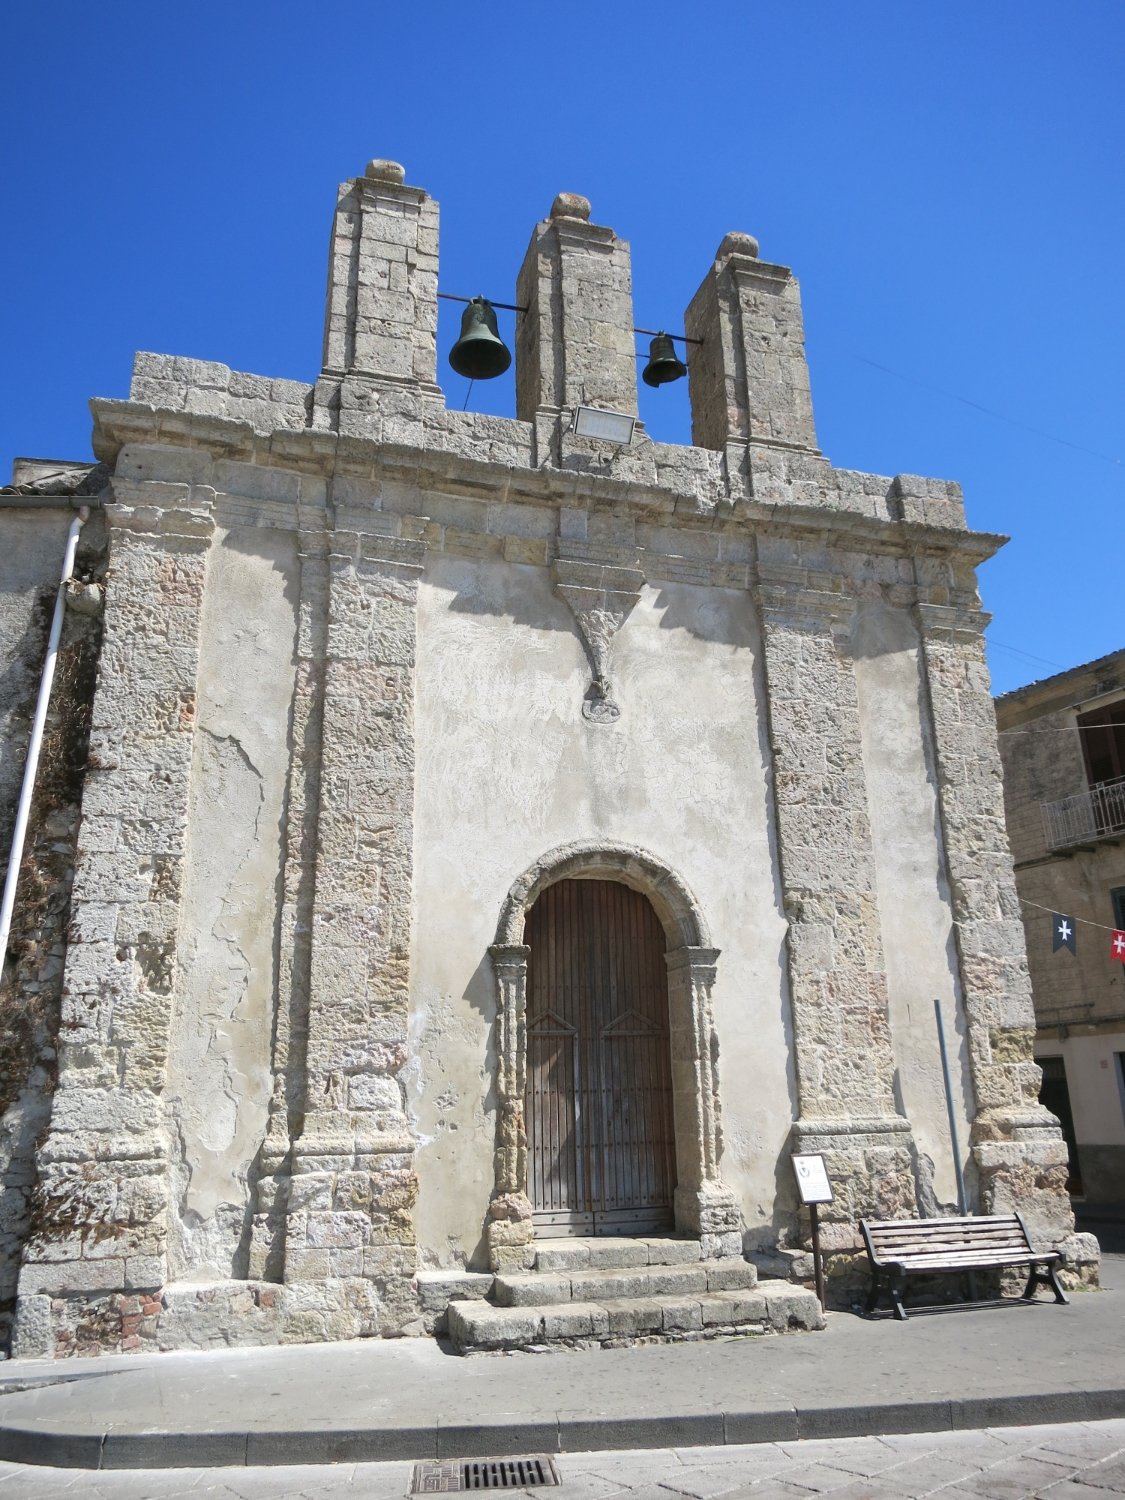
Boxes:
[1052,913,1077,954]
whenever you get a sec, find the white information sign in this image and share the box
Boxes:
[792,1153,833,1205]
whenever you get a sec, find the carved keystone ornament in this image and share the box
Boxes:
[553,552,643,722]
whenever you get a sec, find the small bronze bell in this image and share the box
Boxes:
[448,297,512,380]
[642,331,687,387]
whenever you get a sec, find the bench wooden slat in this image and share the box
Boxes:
[869,1228,1024,1242]
[864,1212,1020,1224]
[876,1241,1039,1255]
[883,1251,1055,1269]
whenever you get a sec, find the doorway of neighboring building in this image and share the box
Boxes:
[524,878,676,1235]
[1038,1055,1084,1196]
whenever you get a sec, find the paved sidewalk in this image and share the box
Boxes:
[0,1258,1121,1470]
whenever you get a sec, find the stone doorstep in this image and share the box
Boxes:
[447,1280,824,1352]
[493,1259,759,1308]
[532,1235,704,1273]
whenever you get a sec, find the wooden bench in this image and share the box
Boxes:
[860,1212,1070,1321]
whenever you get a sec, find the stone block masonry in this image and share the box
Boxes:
[4,158,1084,1356]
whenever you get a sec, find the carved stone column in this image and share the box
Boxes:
[914,602,1076,1247]
[757,575,917,1250]
[666,946,742,1257]
[485,943,533,1272]
[13,484,215,1357]
[282,527,425,1333]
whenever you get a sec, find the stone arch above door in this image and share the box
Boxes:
[487,841,743,1273]
[494,840,712,951]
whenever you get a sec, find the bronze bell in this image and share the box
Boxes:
[448,297,512,380]
[642,331,687,388]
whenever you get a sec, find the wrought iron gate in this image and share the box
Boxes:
[525,878,676,1235]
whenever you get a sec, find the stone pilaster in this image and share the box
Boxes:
[666,947,741,1257]
[281,525,424,1332]
[314,159,442,436]
[485,943,534,1273]
[247,525,330,1282]
[13,485,215,1357]
[756,574,916,1250]
[914,602,1076,1248]
[685,233,819,489]
[516,193,652,480]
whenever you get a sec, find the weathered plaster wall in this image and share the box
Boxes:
[165,525,299,1280]
[848,600,974,1212]
[409,553,796,1267]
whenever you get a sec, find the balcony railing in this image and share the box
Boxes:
[1043,774,1125,852]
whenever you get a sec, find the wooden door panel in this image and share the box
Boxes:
[525,879,675,1232]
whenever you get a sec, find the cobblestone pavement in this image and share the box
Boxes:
[4,1420,1125,1499]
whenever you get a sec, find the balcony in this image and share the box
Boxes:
[1043,774,1125,852]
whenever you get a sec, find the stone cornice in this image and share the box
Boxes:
[90,398,1006,568]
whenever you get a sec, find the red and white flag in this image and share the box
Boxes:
[1112,929,1125,963]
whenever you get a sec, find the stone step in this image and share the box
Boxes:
[447,1280,824,1353]
[494,1257,758,1308]
[532,1235,704,1274]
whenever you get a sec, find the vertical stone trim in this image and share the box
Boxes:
[666,947,741,1257]
[756,577,917,1248]
[685,233,819,465]
[13,491,215,1357]
[248,529,330,1281]
[282,527,424,1334]
[485,943,533,1272]
[913,602,1074,1245]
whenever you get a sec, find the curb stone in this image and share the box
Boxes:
[4,1389,1125,1469]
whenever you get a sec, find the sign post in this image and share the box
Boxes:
[792,1153,833,1312]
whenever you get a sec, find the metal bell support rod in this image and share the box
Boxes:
[437,292,527,313]
[633,326,702,344]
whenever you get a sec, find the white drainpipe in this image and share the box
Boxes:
[0,506,90,980]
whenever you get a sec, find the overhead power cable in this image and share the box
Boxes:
[855,356,1122,467]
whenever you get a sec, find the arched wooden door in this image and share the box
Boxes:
[524,878,676,1235]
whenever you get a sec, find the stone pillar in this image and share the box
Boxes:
[314,159,441,435]
[756,574,917,1250]
[485,943,534,1272]
[13,486,214,1358]
[666,947,742,1257]
[247,526,330,1282]
[516,193,650,477]
[281,525,424,1333]
[685,233,819,472]
[914,602,1077,1249]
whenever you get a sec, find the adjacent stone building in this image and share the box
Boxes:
[997,650,1125,1206]
[1,159,1092,1358]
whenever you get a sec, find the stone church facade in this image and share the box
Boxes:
[4,159,1090,1357]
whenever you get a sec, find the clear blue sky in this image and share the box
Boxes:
[3,1,1121,694]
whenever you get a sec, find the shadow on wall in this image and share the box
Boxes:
[650,583,757,649]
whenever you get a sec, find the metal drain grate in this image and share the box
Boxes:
[412,1456,561,1492]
